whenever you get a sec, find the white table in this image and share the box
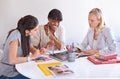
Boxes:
[16,57,120,79]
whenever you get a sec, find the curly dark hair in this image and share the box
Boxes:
[48,9,63,21]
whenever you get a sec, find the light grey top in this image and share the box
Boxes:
[32,25,65,49]
[93,40,97,49]
[0,30,23,77]
[79,27,116,54]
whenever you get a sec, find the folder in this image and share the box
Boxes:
[87,56,120,64]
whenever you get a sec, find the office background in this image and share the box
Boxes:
[0,0,120,48]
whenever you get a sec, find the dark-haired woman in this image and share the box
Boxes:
[32,9,65,50]
[0,15,45,79]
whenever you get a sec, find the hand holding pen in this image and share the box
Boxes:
[46,40,55,50]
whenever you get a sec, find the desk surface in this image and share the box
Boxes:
[16,57,120,79]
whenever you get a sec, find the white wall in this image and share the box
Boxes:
[0,0,120,48]
[95,0,120,42]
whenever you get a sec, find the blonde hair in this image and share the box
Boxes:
[89,8,105,32]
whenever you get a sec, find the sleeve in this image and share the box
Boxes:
[99,28,116,54]
[8,30,21,45]
[31,26,41,47]
[78,29,90,51]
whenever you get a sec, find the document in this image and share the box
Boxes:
[46,49,67,54]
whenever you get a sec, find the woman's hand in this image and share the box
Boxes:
[30,50,41,60]
[83,49,99,54]
[30,48,48,60]
[39,48,46,54]
[46,40,55,50]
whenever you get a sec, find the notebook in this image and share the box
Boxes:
[87,55,120,64]
[37,61,74,76]
[37,62,62,76]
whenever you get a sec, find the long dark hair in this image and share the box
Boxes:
[7,15,39,56]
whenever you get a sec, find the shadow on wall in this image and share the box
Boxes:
[0,49,3,60]
[115,36,120,43]
[113,33,120,56]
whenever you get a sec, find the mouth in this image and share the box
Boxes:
[53,26,58,30]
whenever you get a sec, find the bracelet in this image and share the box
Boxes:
[27,56,31,62]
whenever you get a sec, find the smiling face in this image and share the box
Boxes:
[48,18,60,31]
[47,9,62,31]
[88,13,101,30]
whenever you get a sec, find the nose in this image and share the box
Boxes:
[54,22,59,26]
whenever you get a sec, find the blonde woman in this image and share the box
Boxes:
[78,8,116,55]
